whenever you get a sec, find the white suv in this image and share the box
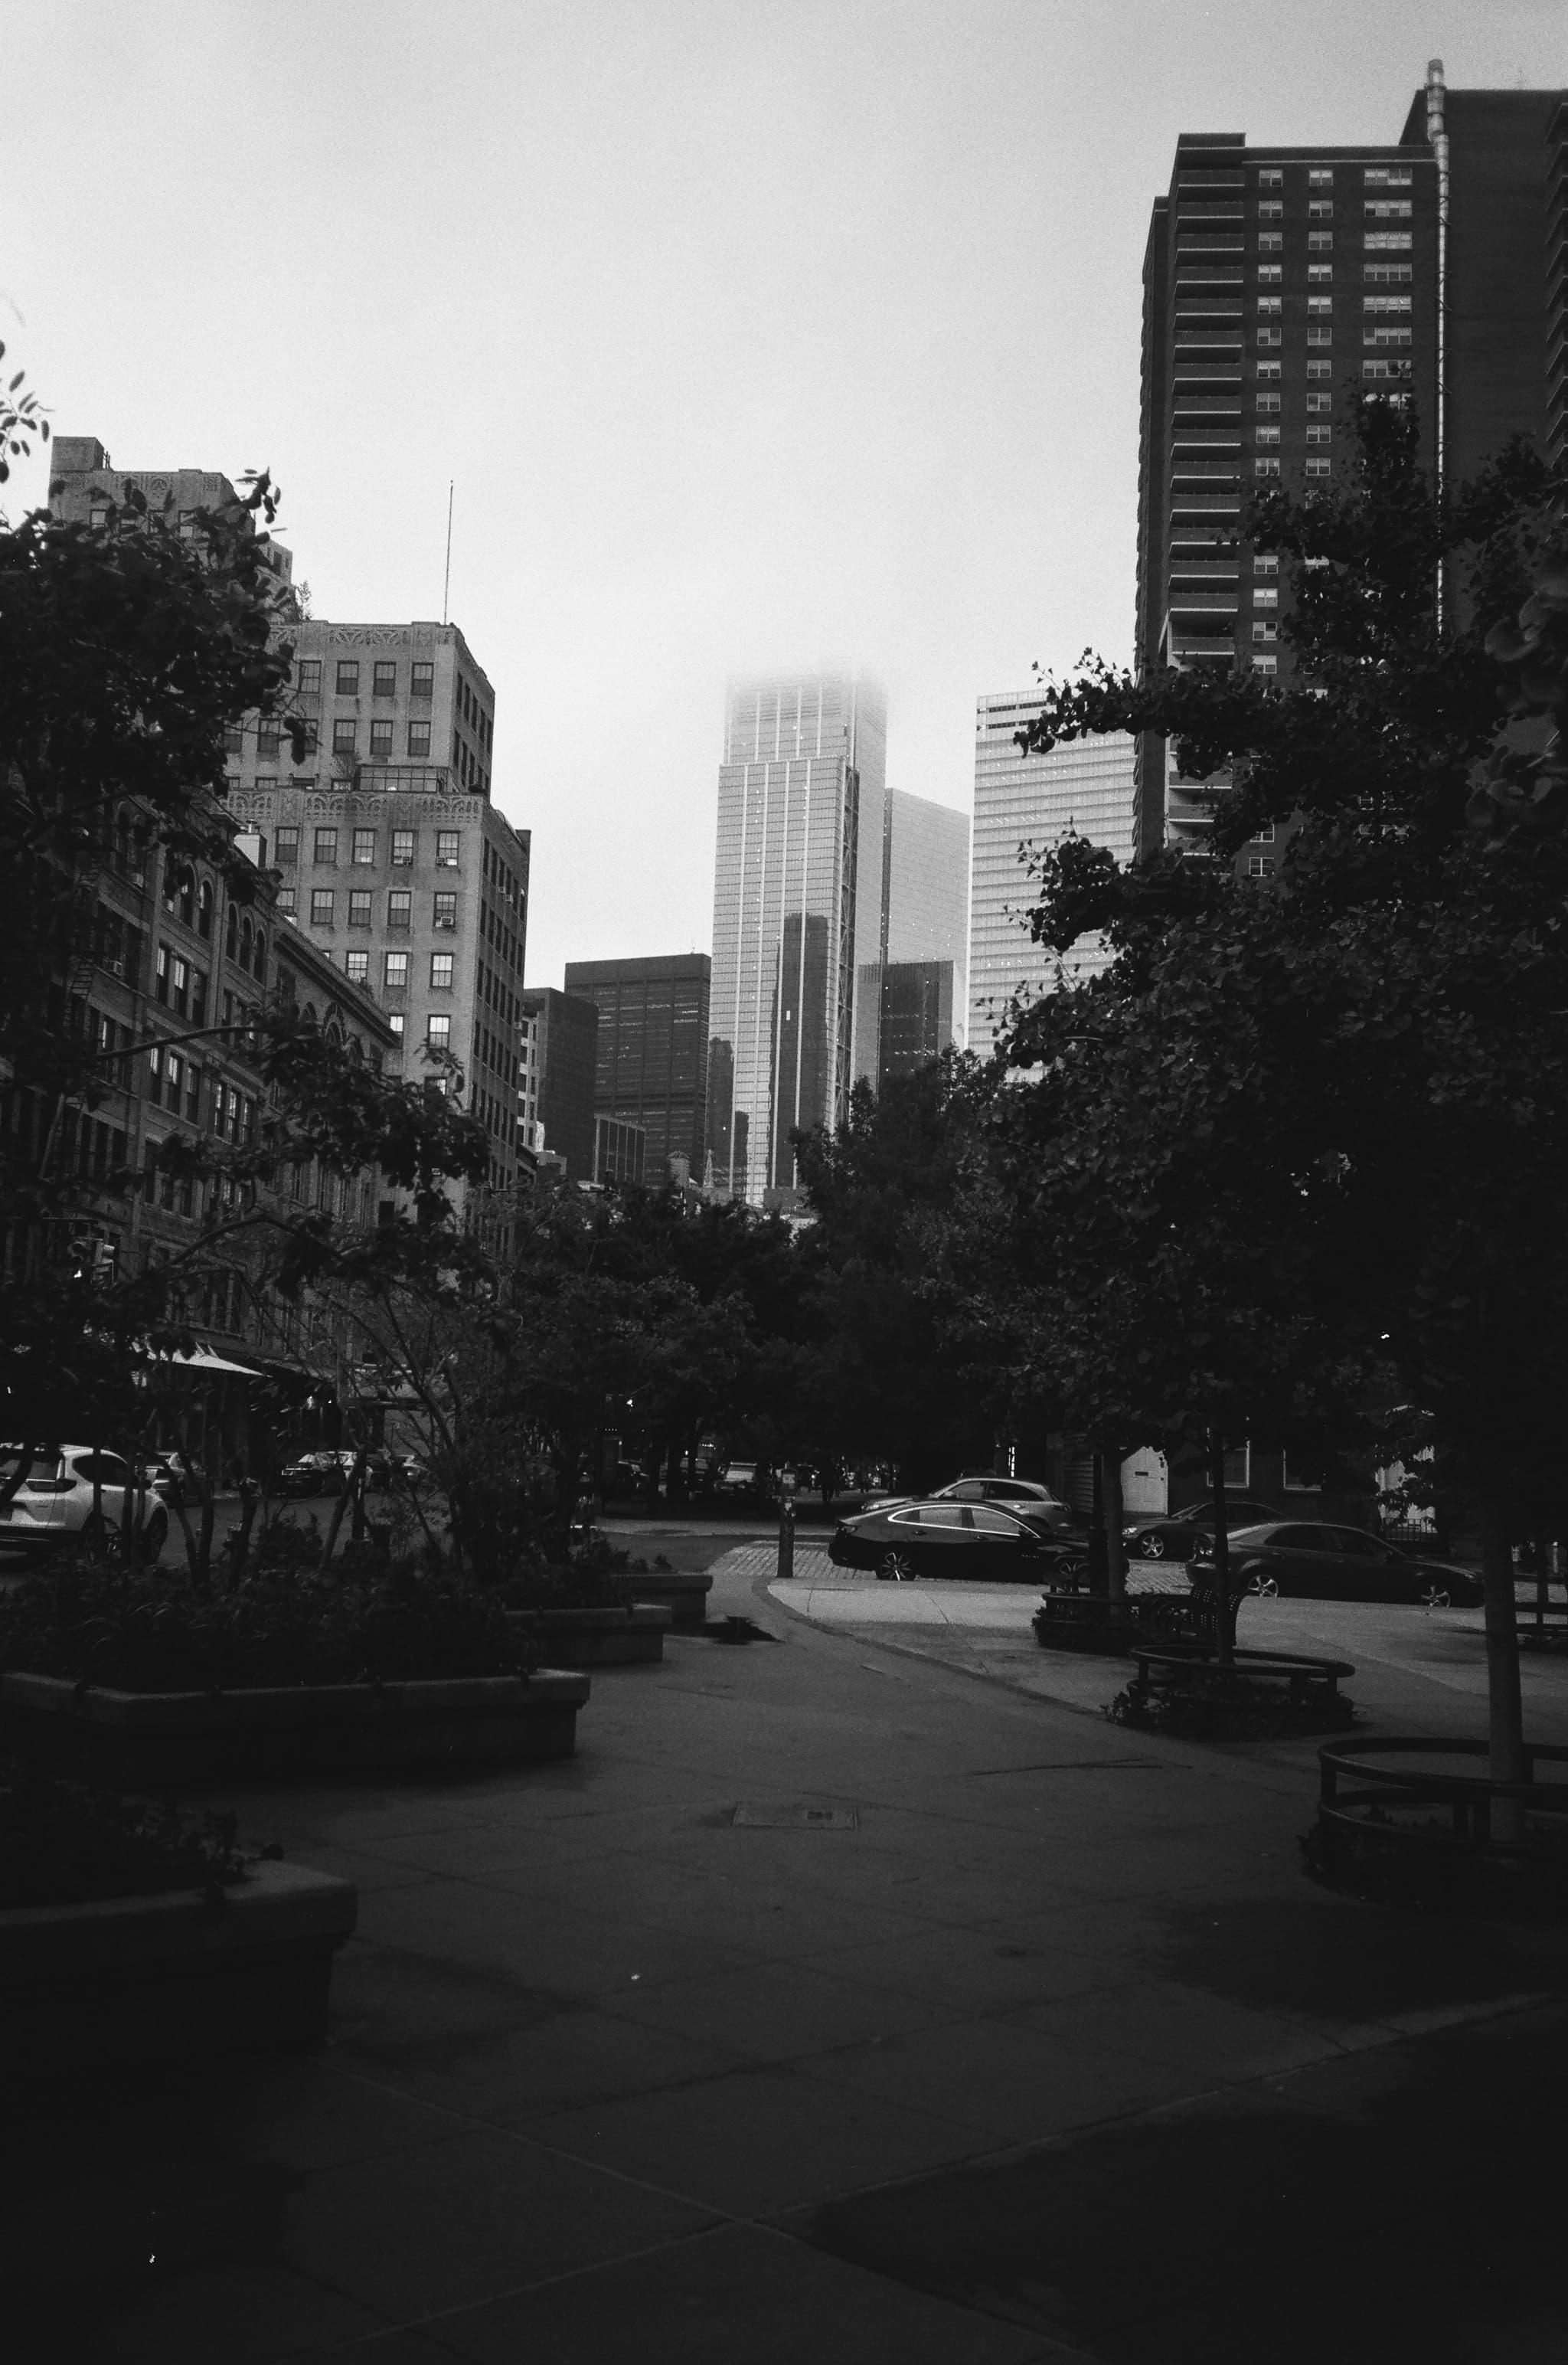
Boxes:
[0,1446,169,1564]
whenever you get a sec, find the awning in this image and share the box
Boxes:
[136,1340,267,1379]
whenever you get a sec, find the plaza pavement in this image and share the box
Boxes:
[8,1546,1568,2362]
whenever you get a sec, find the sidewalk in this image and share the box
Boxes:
[8,1546,1568,2360]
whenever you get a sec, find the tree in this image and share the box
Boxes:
[999,396,1565,1771]
[1,471,489,1575]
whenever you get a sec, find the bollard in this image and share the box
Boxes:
[777,1497,795,1583]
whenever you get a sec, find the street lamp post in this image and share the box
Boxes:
[777,1465,796,1584]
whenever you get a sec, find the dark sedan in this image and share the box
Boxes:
[1194,1519,1482,1606]
[1122,1497,1280,1562]
[829,1500,1087,1585]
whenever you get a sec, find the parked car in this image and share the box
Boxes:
[1193,1519,1482,1606]
[715,1460,763,1500]
[829,1499,1087,1585]
[0,1445,168,1564]
[930,1474,1079,1533]
[276,1450,357,1499]
[142,1451,194,1508]
[1122,1497,1282,1562]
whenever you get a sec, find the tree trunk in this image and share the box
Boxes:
[1087,1453,1108,1597]
[1103,1450,1127,1608]
[318,1447,368,1572]
[1209,1428,1232,1670]
[1478,1491,1525,1838]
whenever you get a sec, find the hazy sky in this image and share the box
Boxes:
[6,0,1563,987]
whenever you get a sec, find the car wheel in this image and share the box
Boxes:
[877,1550,915,1584]
[1138,1531,1167,1559]
[1055,1553,1088,1588]
[1418,1582,1451,1609]
[80,1514,123,1562]
[138,1509,169,1565]
[1243,1568,1278,1599]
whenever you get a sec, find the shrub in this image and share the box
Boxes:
[0,1534,524,1692]
[0,1758,249,1910]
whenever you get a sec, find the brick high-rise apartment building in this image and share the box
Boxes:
[225,622,530,1204]
[1135,63,1566,862]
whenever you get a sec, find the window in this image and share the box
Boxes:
[191,966,208,1024]
[1363,358,1413,381]
[1257,168,1282,188]
[1306,424,1331,445]
[1308,230,1333,252]
[256,721,281,760]
[298,659,322,695]
[427,1013,452,1047]
[1253,654,1278,675]
[1254,553,1279,574]
[436,830,460,867]
[276,885,296,914]
[223,725,243,755]
[1256,424,1280,447]
[348,890,372,927]
[1256,327,1281,349]
[387,889,412,930]
[351,828,376,865]
[1255,456,1280,478]
[1246,855,1276,877]
[1364,231,1412,251]
[1364,200,1412,221]
[407,720,431,757]
[1364,167,1412,189]
[1253,823,1276,843]
[332,718,357,755]
[1307,325,1332,346]
[1307,294,1333,315]
[1308,200,1333,221]
[430,953,454,990]
[388,1012,405,1039]
[314,828,338,865]
[1364,294,1413,315]
[1308,265,1332,286]
[391,829,415,865]
[1365,325,1411,348]
[1305,457,1331,478]
[311,889,335,925]
[410,660,434,701]
[1308,168,1333,187]
[1256,359,1281,382]
[165,1051,183,1111]
[1364,263,1412,286]
[1252,620,1276,642]
[335,660,360,696]
[1256,263,1282,285]
[372,660,397,698]
[345,950,369,984]
[1306,358,1331,379]
[433,891,458,930]
[1256,200,1283,221]
[186,1061,202,1120]
[1256,295,1281,316]
[370,718,394,757]
[1306,391,1331,414]
[1257,231,1282,253]
[384,951,409,988]
[1253,587,1278,607]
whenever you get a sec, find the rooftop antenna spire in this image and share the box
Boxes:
[441,479,454,626]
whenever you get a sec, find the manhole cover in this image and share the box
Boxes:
[731,1804,859,1830]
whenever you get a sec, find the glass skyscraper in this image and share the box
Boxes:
[969,699,1135,1061]
[852,785,971,1087]
[708,671,885,1204]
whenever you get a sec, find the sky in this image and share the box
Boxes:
[5,0,1563,989]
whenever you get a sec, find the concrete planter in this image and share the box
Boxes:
[508,1602,671,1667]
[625,1572,712,1631]
[0,1860,357,2076]
[1032,1595,1136,1657]
[0,1667,590,1789]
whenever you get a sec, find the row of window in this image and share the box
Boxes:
[298,658,436,701]
[1255,391,1334,413]
[289,887,459,931]
[1254,458,1331,479]
[325,718,434,758]
[279,826,462,868]
[320,947,463,992]
[145,1045,257,1142]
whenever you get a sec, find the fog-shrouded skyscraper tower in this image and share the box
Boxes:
[708,670,885,1205]
[969,700,1135,1063]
